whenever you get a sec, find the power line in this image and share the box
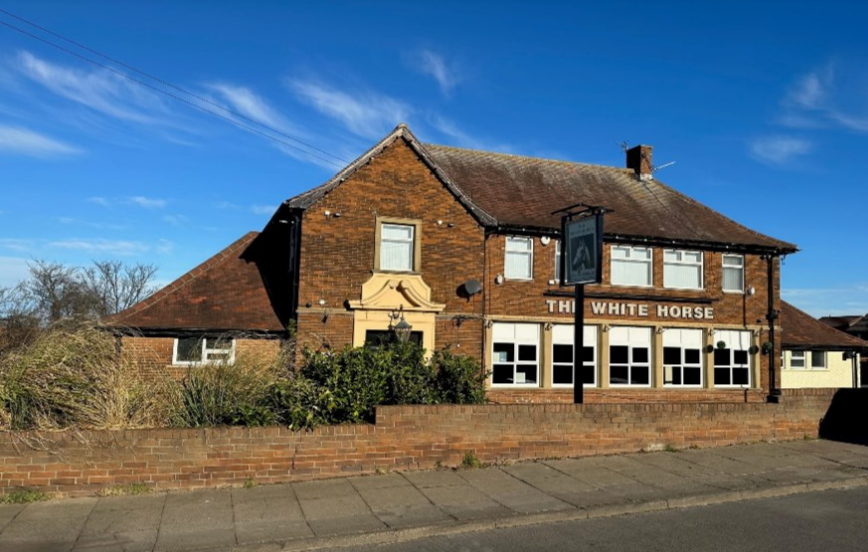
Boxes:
[0,8,349,168]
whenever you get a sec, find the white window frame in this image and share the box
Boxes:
[712,330,751,387]
[491,323,540,387]
[380,223,415,272]
[554,239,561,284]
[608,326,652,387]
[663,249,703,290]
[505,236,534,280]
[789,351,806,369]
[722,254,745,293]
[810,351,826,370]
[551,324,597,387]
[610,245,653,287]
[173,337,236,366]
[662,329,704,387]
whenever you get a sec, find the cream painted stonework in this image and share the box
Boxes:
[348,273,445,355]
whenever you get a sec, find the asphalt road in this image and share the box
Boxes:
[346,486,868,552]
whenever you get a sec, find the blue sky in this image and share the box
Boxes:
[1,1,867,317]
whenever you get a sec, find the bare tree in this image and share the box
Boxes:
[82,260,158,317]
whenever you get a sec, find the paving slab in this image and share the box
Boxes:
[231,485,313,545]
[0,498,97,552]
[0,503,24,532]
[154,489,236,551]
[349,475,452,529]
[506,462,626,509]
[73,529,158,552]
[294,478,386,537]
[456,468,572,514]
[677,447,774,475]
[403,470,512,521]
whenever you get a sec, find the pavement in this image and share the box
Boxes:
[1,439,868,552]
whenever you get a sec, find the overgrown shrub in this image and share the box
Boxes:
[170,350,280,428]
[0,325,168,429]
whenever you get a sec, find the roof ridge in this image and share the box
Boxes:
[423,143,628,173]
[105,231,259,326]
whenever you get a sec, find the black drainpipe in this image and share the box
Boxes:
[765,253,781,403]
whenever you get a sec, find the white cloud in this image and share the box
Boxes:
[0,256,30,288]
[127,196,166,209]
[250,204,276,215]
[208,83,294,131]
[783,285,868,317]
[88,196,110,207]
[48,238,152,255]
[15,51,168,124]
[780,63,868,133]
[0,123,81,157]
[287,79,411,139]
[413,50,458,95]
[162,214,188,226]
[428,114,513,153]
[749,136,812,166]
[0,238,33,252]
[156,239,174,254]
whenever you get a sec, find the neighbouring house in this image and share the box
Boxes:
[780,301,866,389]
[819,313,868,385]
[107,124,802,403]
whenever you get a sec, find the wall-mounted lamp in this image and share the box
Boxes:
[495,274,504,285]
[747,286,756,296]
[388,305,413,343]
[540,236,551,245]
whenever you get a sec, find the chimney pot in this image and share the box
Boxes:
[626,145,653,181]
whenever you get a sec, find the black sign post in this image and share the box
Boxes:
[553,203,607,404]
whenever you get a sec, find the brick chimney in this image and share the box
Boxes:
[626,145,653,181]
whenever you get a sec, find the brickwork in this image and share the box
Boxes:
[0,389,843,498]
[294,138,485,351]
[120,336,283,379]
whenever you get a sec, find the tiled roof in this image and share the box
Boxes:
[104,232,284,333]
[818,315,863,332]
[423,144,797,251]
[781,301,867,350]
[284,124,797,252]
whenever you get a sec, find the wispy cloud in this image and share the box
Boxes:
[127,196,166,209]
[208,83,296,132]
[779,63,868,132]
[15,50,169,124]
[88,196,110,208]
[0,238,33,252]
[48,237,173,256]
[749,136,812,166]
[428,114,513,152]
[162,214,188,226]
[783,284,868,317]
[58,217,127,231]
[411,50,459,96]
[250,204,276,215]
[287,79,411,139]
[0,123,81,157]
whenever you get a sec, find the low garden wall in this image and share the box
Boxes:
[0,388,850,498]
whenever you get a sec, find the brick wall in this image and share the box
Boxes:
[295,138,485,351]
[0,388,844,498]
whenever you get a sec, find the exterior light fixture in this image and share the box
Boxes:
[389,305,413,343]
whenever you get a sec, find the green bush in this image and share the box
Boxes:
[264,375,329,430]
[432,347,489,405]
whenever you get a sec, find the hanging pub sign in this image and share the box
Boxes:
[561,213,603,286]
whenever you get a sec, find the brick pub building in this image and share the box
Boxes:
[108,124,799,403]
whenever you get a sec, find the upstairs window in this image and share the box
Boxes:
[663,250,703,290]
[611,246,652,287]
[380,223,415,272]
[505,237,533,280]
[173,337,235,365]
[722,254,744,293]
[554,240,562,283]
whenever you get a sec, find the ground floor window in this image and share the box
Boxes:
[609,326,652,386]
[662,328,703,386]
[492,323,539,386]
[713,330,751,386]
[364,330,423,348]
[552,324,597,386]
[173,337,235,365]
[789,350,826,370]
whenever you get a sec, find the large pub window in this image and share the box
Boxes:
[713,330,751,386]
[608,326,652,386]
[552,324,597,387]
[491,323,539,386]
